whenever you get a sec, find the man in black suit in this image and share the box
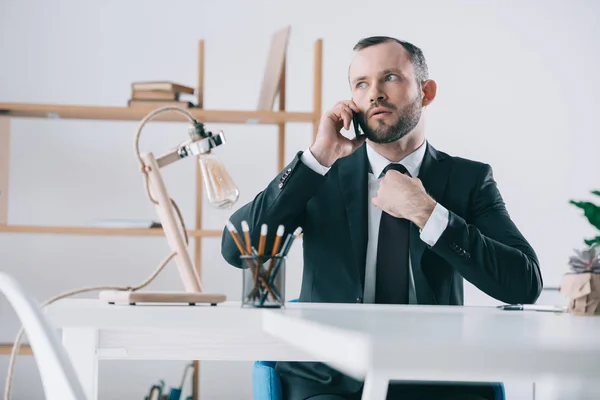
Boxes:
[221,36,543,400]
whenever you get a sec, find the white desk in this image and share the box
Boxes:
[46,300,600,400]
[44,299,314,400]
[263,303,600,400]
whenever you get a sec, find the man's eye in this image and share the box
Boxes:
[356,82,366,89]
[385,74,398,81]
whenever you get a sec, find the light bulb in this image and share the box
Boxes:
[198,152,239,208]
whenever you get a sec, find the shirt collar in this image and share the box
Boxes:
[366,140,427,178]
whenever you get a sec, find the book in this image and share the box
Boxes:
[131,90,180,101]
[131,81,195,95]
[127,99,195,108]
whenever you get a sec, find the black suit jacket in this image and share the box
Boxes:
[221,141,543,398]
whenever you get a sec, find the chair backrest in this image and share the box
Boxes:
[0,272,87,400]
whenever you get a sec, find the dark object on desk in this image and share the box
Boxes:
[497,304,566,312]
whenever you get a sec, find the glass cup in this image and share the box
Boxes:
[241,255,286,308]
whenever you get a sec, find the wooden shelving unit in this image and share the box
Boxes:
[0,225,221,237]
[0,36,323,400]
[0,103,315,124]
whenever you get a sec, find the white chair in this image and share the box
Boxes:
[0,272,87,400]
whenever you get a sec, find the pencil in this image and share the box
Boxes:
[241,220,252,255]
[269,227,302,283]
[266,225,285,280]
[271,225,285,257]
[226,221,247,256]
[282,227,303,257]
[253,224,268,298]
[258,224,268,257]
[226,221,258,293]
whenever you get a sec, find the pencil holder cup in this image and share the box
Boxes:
[241,255,286,308]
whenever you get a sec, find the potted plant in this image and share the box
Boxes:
[560,190,600,315]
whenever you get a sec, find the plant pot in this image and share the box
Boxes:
[560,272,600,316]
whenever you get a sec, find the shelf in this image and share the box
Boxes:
[0,225,221,237]
[0,343,32,356]
[0,103,316,125]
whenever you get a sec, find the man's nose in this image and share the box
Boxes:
[371,94,385,103]
[369,85,387,103]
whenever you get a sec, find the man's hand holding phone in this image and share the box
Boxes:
[309,100,367,168]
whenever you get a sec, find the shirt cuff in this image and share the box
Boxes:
[420,203,449,247]
[300,147,331,176]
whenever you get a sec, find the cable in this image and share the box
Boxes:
[4,106,198,400]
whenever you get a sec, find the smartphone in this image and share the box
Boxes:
[352,111,365,138]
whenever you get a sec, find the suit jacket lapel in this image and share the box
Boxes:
[410,142,450,305]
[337,144,369,290]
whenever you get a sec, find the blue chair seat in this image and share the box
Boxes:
[253,360,281,400]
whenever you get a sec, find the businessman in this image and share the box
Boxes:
[221,36,543,400]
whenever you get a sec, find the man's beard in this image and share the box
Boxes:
[359,95,422,144]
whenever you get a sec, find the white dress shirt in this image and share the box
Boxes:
[300,141,449,304]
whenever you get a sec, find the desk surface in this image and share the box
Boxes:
[45,299,314,361]
[263,303,600,383]
[46,299,266,328]
[46,299,600,382]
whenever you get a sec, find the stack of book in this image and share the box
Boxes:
[128,81,196,108]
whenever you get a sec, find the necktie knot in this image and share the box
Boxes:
[380,163,410,179]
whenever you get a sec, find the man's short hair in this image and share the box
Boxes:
[353,36,429,84]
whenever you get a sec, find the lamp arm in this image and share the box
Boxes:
[134,106,197,169]
[155,148,182,169]
[134,107,200,206]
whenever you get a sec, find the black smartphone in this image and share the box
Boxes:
[352,111,365,138]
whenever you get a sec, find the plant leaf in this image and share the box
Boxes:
[585,236,600,247]
[570,200,600,230]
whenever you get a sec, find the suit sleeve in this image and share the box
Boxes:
[429,164,543,304]
[220,151,327,268]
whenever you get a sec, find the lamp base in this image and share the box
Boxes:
[98,290,227,306]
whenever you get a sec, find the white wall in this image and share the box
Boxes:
[1,0,599,399]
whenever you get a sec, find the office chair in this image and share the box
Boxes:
[0,272,88,400]
[252,300,506,400]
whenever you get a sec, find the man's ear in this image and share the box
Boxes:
[421,79,437,106]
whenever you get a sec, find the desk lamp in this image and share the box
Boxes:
[99,106,239,305]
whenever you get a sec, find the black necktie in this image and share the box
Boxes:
[375,163,410,304]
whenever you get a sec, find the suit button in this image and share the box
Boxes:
[356,297,362,303]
